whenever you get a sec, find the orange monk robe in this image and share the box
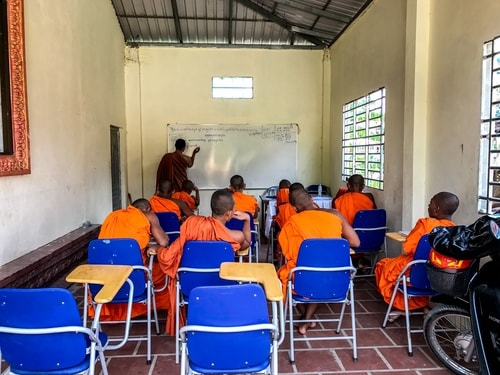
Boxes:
[374,217,455,311]
[233,191,259,216]
[156,215,241,336]
[276,210,343,297]
[93,205,169,321]
[276,188,290,205]
[274,202,297,229]
[334,192,375,225]
[172,191,196,211]
[150,195,182,220]
[156,151,190,193]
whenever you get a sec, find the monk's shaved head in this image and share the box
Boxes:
[230,175,245,190]
[279,179,291,189]
[289,188,314,213]
[433,192,459,216]
[289,182,305,193]
[133,198,151,212]
[211,189,235,216]
[158,180,174,195]
[347,174,365,192]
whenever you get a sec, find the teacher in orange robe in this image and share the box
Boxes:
[150,189,251,335]
[277,187,360,334]
[375,192,459,321]
[333,174,377,225]
[95,198,170,321]
[156,138,200,192]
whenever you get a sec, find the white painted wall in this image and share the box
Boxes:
[0,0,126,265]
[329,0,500,245]
[125,47,325,215]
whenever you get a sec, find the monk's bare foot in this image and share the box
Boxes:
[297,320,316,334]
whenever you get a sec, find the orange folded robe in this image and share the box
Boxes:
[92,205,169,321]
[233,191,258,216]
[156,215,241,335]
[276,188,289,205]
[334,192,375,225]
[374,217,455,311]
[172,191,196,211]
[150,195,181,220]
[277,210,343,297]
[274,202,297,229]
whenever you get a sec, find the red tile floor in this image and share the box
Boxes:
[1,248,454,375]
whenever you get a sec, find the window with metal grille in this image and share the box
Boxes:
[341,88,385,190]
[478,36,500,214]
[212,76,253,99]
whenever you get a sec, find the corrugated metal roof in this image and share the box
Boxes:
[110,0,373,49]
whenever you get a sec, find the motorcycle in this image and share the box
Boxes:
[422,216,500,375]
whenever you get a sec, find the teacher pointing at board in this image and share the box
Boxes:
[156,139,200,192]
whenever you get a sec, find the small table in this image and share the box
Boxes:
[66,264,133,303]
[219,262,285,345]
[386,232,408,242]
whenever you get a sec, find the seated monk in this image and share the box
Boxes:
[277,187,360,335]
[333,174,377,225]
[172,179,200,212]
[148,189,251,336]
[93,198,169,321]
[375,192,459,322]
[273,179,295,228]
[229,174,259,218]
[150,180,193,221]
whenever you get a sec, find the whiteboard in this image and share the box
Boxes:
[166,124,298,189]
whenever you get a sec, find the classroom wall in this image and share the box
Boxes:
[125,47,324,215]
[329,0,500,243]
[0,0,126,265]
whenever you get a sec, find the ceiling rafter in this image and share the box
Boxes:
[234,0,326,46]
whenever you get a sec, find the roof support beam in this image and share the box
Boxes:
[272,0,350,23]
[234,0,325,46]
[170,0,183,43]
[228,0,233,44]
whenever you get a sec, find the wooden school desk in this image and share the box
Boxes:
[219,262,285,345]
[385,231,408,242]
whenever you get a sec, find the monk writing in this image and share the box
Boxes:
[156,138,200,192]
[95,198,169,321]
[277,187,360,334]
[172,179,200,212]
[148,189,251,335]
[374,192,459,322]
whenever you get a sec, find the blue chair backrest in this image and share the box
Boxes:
[178,241,236,298]
[225,212,257,248]
[294,238,351,299]
[0,288,87,372]
[186,284,271,371]
[88,238,146,300]
[352,209,387,252]
[409,234,433,290]
[156,211,181,242]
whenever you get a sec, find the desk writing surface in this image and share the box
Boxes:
[385,232,407,242]
[219,262,283,301]
[66,264,133,304]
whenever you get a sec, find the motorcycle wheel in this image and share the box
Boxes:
[423,304,479,375]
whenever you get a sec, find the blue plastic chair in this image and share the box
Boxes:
[179,284,279,375]
[287,238,357,364]
[175,240,237,363]
[0,288,108,375]
[382,234,437,356]
[225,211,260,262]
[86,238,160,364]
[156,211,181,242]
[352,209,388,276]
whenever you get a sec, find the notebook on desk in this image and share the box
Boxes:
[399,230,409,237]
